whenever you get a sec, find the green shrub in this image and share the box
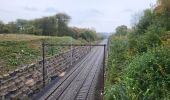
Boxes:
[107,36,129,83]
[106,37,170,100]
[105,36,130,100]
[124,46,170,99]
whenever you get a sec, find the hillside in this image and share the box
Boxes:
[0,34,83,75]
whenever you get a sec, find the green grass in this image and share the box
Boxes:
[0,34,83,75]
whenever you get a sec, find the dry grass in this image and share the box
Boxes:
[0,34,49,41]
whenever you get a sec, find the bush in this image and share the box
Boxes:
[107,36,129,83]
[106,38,170,99]
[124,46,170,99]
[105,36,130,100]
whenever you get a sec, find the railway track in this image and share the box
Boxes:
[36,40,106,100]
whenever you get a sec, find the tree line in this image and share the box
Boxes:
[113,0,170,52]
[0,13,102,41]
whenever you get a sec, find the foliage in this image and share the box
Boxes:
[115,25,128,36]
[0,13,102,42]
[134,9,153,35]
[56,13,71,36]
[155,0,170,27]
[106,0,170,99]
[80,30,97,42]
[68,27,99,41]
[105,36,129,100]
[106,36,170,100]
[128,8,167,53]
[124,46,170,99]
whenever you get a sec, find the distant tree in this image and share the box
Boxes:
[0,13,100,42]
[23,25,42,35]
[16,19,28,31]
[115,25,128,36]
[1,21,19,33]
[29,13,71,36]
[56,13,71,36]
[68,27,80,39]
[7,22,18,33]
[0,21,4,33]
[80,29,97,42]
[33,17,56,36]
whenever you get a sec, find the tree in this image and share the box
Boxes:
[16,19,28,31]
[155,0,170,30]
[56,13,71,36]
[33,17,56,36]
[7,22,18,33]
[80,29,97,42]
[67,27,80,39]
[135,9,154,34]
[0,13,100,42]
[115,25,128,36]
[0,21,4,33]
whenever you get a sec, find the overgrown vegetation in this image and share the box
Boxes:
[0,34,82,75]
[105,0,170,99]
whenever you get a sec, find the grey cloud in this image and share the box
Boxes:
[44,8,58,13]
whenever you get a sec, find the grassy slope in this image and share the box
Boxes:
[0,34,83,75]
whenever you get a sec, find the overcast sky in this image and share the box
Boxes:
[0,0,156,32]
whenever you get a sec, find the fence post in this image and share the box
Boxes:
[42,41,45,87]
[103,44,106,99]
